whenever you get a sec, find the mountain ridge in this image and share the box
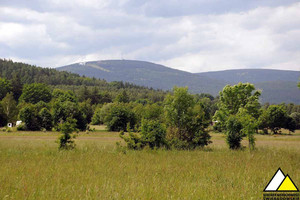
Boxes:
[57,60,300,104]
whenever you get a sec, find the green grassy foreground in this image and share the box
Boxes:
[0,129,299,199]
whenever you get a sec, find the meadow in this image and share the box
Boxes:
[0,127,300,200]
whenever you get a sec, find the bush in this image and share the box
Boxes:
[120,131,144,150]
[17,123,26,131]
[140,119,167,149]
[120,119,167,150]
[6,127,12,132]
[225,116,243,150]
[57,118,77,150]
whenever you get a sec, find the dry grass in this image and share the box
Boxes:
[0,129,299,199]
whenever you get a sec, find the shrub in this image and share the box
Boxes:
[120,119,167,150]
[225,115,243,150]
[57,118,77,150]
[140,119,167,149]
[120,131,144,150]
[17,123,26,131]
[6,127,12,132]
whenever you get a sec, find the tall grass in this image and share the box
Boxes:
[0,131,299,199]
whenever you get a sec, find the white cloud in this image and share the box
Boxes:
[0,1,299,72]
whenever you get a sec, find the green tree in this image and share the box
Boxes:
[120,119,167,150]
[237,108,257,150]
[79,99,94,124]
[0,78,11,100]
[213,83,260,149]
[91,106,102,125]
[90,87,102,105]
[290,112,300,129]
[20,83,52,104]
[78,85,90,102]
[10,73,23,101]
[114,90,129,103]
[52,89,77,103]
[105,103,136,131]
[140,119,167,149]
[164,87,211,149]
[225,115,243,150]
[0,104,7,127]
[19,104,41,131]
[39,108,53,131]
[58,117,77,150]
[92,103,114,125]
[258,105,290,134]
[214,83,261,128]
[1,93,18,123]
[52,100,87,131]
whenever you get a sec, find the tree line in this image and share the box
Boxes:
[0,59,299,150]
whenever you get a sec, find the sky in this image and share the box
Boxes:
[1,0,300,73]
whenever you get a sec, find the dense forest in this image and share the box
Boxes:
[0,59,300,150]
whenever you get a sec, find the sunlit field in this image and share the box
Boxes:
[0,127,299,199]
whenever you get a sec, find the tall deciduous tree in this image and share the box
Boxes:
[1,93,18,123]
[214,83,261,131]
[214,83,261,149]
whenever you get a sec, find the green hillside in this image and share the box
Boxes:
[0,59,167,103]
[58,60,225,95]
[58,60,300,104]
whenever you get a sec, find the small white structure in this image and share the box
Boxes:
[16,121,22,126]
[7,123,12,128]
[212,120,219,126]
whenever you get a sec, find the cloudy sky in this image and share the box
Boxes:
[1,0,300,72]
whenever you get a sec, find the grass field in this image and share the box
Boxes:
[0,127,299,199]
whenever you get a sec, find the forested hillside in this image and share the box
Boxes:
[0,59,167,102]
[58,60,300,104]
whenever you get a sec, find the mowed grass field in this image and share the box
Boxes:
[0,127,300,200]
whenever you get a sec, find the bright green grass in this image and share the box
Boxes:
[0,130,299,199]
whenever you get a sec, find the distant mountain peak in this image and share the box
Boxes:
[57,60,300,104]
